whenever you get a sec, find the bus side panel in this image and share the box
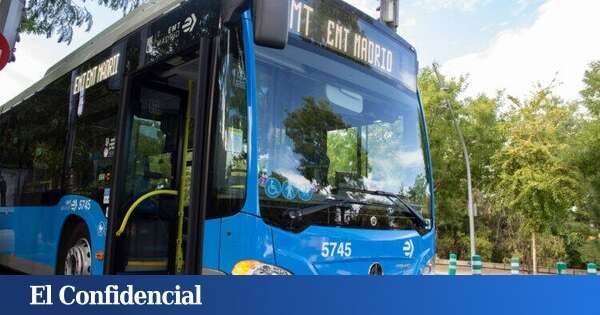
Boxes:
[418,229,436,273]
[0,195,106,274]
[0,205,50,273]
[202,218,222,271]
[0,209,15,254]
[219,212,275,274]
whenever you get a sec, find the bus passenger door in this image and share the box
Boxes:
[110,72,193,274]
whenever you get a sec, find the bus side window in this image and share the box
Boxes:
[0,112,20,207]
[67,68,120,207]
[0,75,70,207]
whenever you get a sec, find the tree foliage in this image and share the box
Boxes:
[581,61,600,116]
[420,68,506,261]
[421,62,600,270]
[494,87,580,234]
[570,61,600,264]
[21,0,144,44]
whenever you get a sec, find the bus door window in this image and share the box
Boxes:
[113,51,202,274]
[206,24,249,219]
[116,84,184,273]
[126,87,180,199]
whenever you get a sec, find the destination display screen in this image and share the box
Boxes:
[143,1,219,64]
[288,0,417,91]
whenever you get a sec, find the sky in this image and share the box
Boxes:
[1,0,599,104]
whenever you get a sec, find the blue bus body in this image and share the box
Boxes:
[0,0,435,275]
[0,196,107,274]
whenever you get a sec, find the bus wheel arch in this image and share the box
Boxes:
[55,215,92,275]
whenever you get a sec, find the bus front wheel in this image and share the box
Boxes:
[57,223,92,275]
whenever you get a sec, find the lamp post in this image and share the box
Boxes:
[432,62,477,258]
[379,0,400,31]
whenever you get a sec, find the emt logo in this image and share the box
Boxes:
[403,240,415,258]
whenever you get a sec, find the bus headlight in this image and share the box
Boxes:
[420,257,436,275]
[232,260,292,275]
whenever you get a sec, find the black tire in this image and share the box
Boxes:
[56,223,92,275]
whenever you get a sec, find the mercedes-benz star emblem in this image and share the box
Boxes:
[368,262,384,276]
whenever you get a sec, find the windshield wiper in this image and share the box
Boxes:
[338,187,428,228]
[284,199,350,221]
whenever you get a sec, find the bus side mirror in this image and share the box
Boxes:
[253,0,289,49]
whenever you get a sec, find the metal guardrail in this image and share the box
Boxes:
[436,258,593,275]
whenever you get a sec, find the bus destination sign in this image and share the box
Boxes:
[288,0,417,90]
[72,54,121,95]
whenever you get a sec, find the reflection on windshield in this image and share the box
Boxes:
[256,37,431,231]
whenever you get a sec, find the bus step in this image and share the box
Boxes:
[125,258,168,273]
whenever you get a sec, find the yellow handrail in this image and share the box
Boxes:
[115,189,178,237]
[175,80,194,274]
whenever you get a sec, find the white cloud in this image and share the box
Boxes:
[346,0,485,15]
[400,17,418,28]
[345,0,379,17]
[414,0,485,11]
[1,34,71,105]
[442,0,600,101]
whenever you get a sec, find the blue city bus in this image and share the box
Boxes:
[0,0,435,275]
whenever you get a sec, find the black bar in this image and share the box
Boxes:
[103,74,133,275]
[185,36,219,274]
[62,70,79,192]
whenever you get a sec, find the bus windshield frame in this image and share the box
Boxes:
[254,25,431,233]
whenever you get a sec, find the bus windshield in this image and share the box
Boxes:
[256,34,431,233]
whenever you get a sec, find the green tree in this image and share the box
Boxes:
[419,68,504,262]
[419,67,469,258]
[581,61,600,116]
[491,86,581,273]
[21,0,143,44]
[571,61,600,264]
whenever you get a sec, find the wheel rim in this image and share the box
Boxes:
[64,238,91,275]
